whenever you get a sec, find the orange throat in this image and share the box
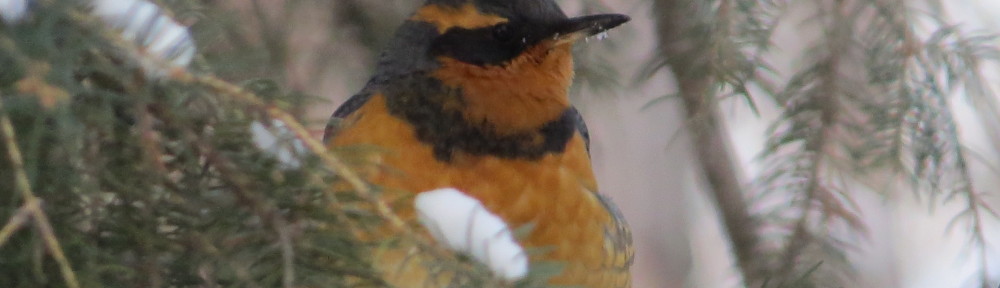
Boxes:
[432,43,575,135]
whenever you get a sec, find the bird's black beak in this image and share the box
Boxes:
[552,14,630,44]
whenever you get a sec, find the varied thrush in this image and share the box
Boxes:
[324,0,633,287]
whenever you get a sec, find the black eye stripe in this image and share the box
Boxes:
[430,23,524,66]
[430,22,550,66]
[492,23,513,41]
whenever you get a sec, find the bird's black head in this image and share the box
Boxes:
[360,0,630,99]
[417,0,629,66]
[341,0,629,160]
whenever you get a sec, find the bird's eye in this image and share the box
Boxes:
[493,23,513,42]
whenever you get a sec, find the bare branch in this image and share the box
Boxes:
[0,200,34,248]
[0,95,81,288]
[651,0,768,285]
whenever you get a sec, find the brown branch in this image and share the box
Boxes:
[0,201,35,248]
[651,0,766,285]
[776,0,852,280]
[194,138,298,288]
[0,95,82,288]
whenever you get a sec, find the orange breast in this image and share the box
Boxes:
[329,94,622,287]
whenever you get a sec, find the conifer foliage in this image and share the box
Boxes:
[0,1,472,287]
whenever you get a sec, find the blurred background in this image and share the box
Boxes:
[176,0,1000,287]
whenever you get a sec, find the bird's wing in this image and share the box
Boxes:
[597,192,634,284]
[570,107,633,286]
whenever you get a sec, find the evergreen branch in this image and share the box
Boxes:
[755,1,904,284]
[651,0,767,285]
[180,74,404,230]
[677,78,766,285]
[933,91,994,288]
[879,1,1000,284]
[775,0,850,278]
[134,92,169,174]
[0,96,82,288]
[927,27,1000,286]
[177,74,505,286]
[161,117,309,286]
[64,1,400,238]
[0,200,33,248]
[866,0,948,191]
[196,137,298,288]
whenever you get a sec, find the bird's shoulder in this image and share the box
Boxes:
[323,91,375,142]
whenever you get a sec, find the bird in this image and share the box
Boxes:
[323,0,633,287]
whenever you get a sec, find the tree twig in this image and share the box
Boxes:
[777,0,850,276]
[0,95,82,288]
[651,0,766,285]
[0,201,35,248]
[194,138,299,288]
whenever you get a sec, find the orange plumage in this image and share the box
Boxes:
[324,1,632,287]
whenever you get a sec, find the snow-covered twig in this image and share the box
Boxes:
[2,0,197,76]
[90,0,196,77]
[415,188,529,281]
[250,120,307,169]
[0,0,28,23]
